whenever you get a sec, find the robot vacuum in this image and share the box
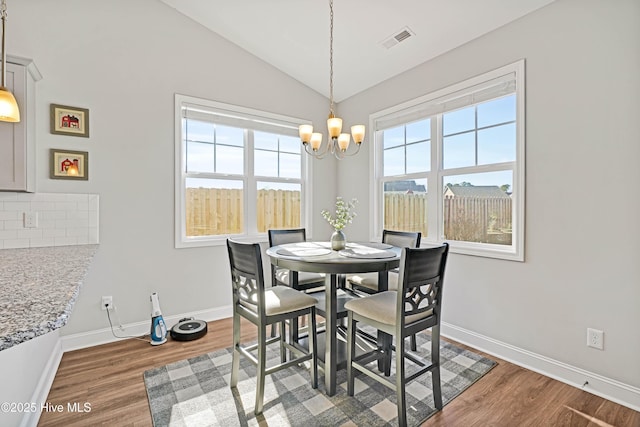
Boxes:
[170,318,208,341]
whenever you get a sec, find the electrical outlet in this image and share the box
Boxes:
[587,328,604,350]
[23,212,38,228]
[101,296,113,311]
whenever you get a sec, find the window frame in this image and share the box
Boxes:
[370,60,525,261]
[174,94,312,248]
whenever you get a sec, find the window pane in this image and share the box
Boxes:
[443,132,475,169]
[406,141,430,174]
[478,123,516,165]
[185,119,214,143]
[443,171,513,245]
[280,135,301,154]
[185,178,243,236]
[216,125,244,147]
[406,119,430,143]
[384,146,405,176]
[280,153,301,179]
[254,131,278,150]
[257,182,301,232]
[478,95,516,128]
[254,149,278,176]
[383,126,404,149]
[186,141,215,173]
[216,145,243,174]
[443,107,475,136]
[383,178,427,237]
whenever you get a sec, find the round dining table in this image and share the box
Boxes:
[266,241,401,396]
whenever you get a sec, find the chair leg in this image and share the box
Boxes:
[254,324,267,415]
[396,336,407,427]
[384,333,393,376]
[308,308,318,389]
[346,312,356,396]
[431,325,443,410]
[289,317,299,360]
[270,321,277,338]
[230,311,241,388]
[410,333,417,351]
[279,321,286,364]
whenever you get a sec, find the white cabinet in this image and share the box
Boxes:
[0,56,41,192]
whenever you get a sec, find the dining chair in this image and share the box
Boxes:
[227,239,318,415]
[268,228,326,340]
[347,229,422,350]
[346,229,421,294]
[345,243,449,427]
[268,228,326,292]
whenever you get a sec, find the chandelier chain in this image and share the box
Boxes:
[329,0,334,116]
[0,0,6,20]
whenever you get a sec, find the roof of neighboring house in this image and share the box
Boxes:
[384,180,426,192]
[444,185,510,198]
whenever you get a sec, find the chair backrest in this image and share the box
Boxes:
[227,239,267,317]
[382,229,422,249]
[268,228,307,247]
[396,243,449,329]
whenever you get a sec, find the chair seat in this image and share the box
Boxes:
[242,286,318,316]
[347,270,399,291]
[344,291,433,326]
[275,268,325,286]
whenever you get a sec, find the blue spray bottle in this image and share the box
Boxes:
[150,292,168,345]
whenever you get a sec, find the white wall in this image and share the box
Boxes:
[339,0,640,402]
[10,0,334,335]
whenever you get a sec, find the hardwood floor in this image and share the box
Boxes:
[39,318,640,427]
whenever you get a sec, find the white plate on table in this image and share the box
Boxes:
[346,242,393,250]
[338,248,396,259]
[276,247,332,257]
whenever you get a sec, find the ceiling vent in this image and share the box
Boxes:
[381,27,415,49]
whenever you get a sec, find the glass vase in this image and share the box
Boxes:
[331,229,346,251]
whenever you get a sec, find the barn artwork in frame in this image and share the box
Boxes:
[50,149,89,180]
[50,104,90,137]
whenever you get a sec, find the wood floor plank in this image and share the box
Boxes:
[38,318,640,426]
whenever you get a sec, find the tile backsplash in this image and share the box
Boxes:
[0,193,99,249]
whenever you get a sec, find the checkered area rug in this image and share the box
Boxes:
[144,333,496,426]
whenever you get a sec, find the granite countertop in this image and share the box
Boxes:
[0,244,98,351]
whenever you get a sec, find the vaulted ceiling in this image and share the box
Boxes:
[160,0,555,101]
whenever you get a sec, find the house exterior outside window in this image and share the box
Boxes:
[174,95,311,248]
[370,60,525,261]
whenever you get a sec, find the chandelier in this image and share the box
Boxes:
[299,0,364,160]
[0,0,19,122]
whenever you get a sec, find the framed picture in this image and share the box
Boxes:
[50,149,89,180]
[50,104,90,137]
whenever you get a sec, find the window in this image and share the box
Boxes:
[175,95,310,248]
[371,61,525,260]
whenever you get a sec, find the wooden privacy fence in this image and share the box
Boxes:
[384,192,512,245]
[384,192,428,236]
[186,188,300,236]
[443,196,512,245]
[257,189,301,232]
[186,188,511,245]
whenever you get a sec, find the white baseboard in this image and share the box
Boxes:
[441,321,640,412]
[61,305,233,352]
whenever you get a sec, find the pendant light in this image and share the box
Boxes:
[0,0,19,123]
[299,0,364,160]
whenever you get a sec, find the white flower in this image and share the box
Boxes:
[321,197,358,231]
